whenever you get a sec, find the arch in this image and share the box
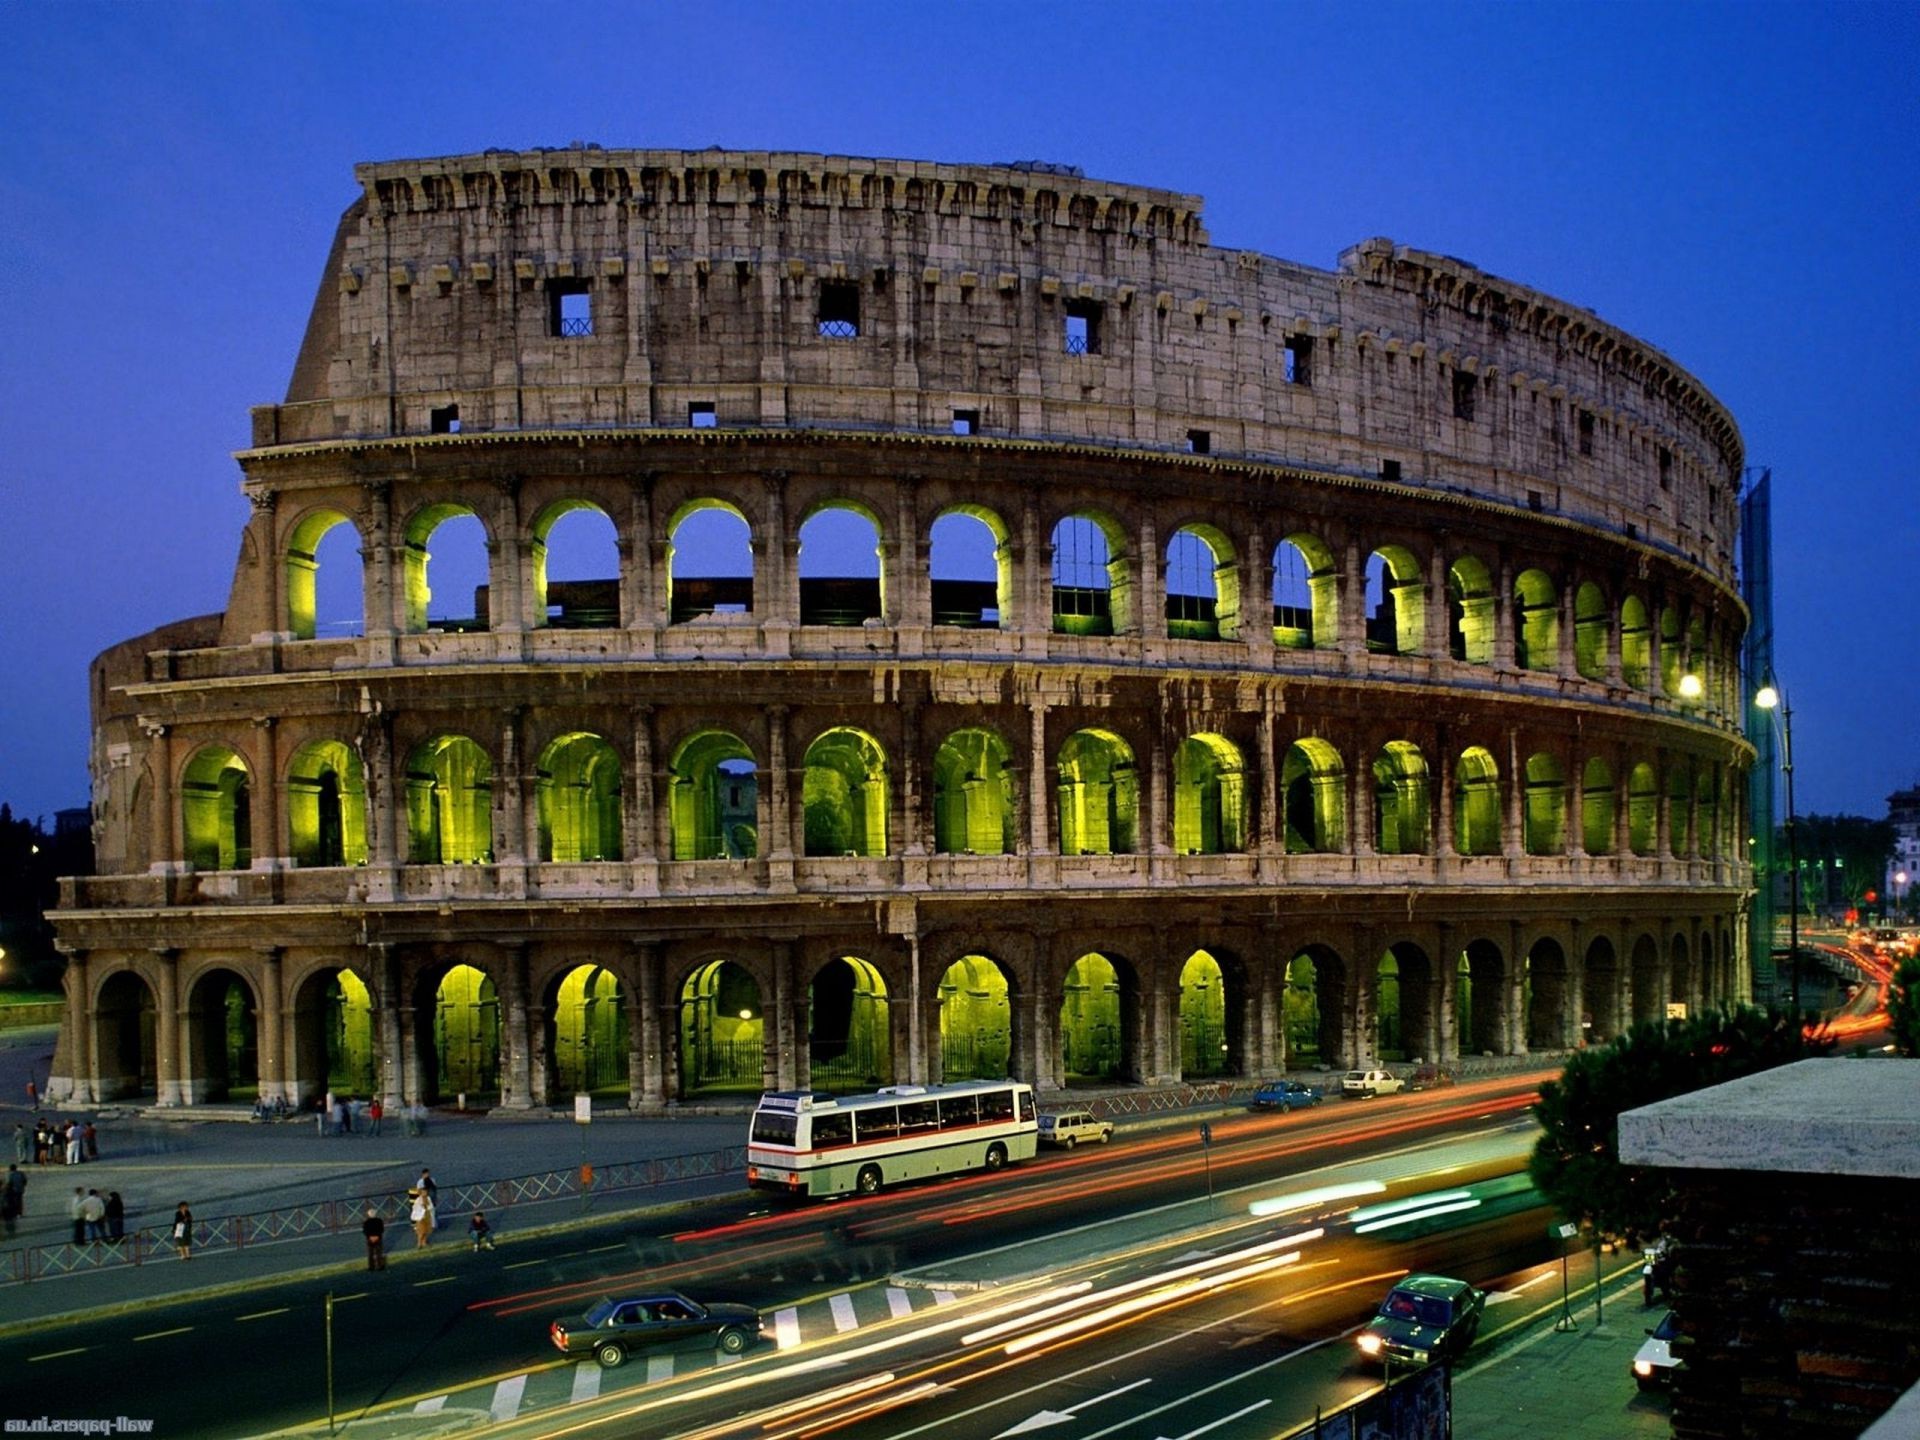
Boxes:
[1382,941,1436,1062]
[536,732,623,862]
[798,503,884,626]
[287,739,367,868]
[1667,758,1694,857]
[1177,949,1237,1078]
[1582,937,1620,1045]
[1373,741,1431,855]
[1684,615,1710,704]
[1628,761,1659,855]
[1173,733,1247,855]
[286,508,364,641]
[290,965,375,1104]
[1630,933,1664,1024]
[938,954,1012,1082]
[1448,555,1496,664]
[1574,581,1610,681]
[808,955,892,1090]
[1620,595,1653,690]
[678,959,765,1096]
[1376,950,1401,1059]
[1365,546,1426,657]
[1659,605,1683,695]
[1695,765,1719,861]
[1514,569,1560,671]
[1060,951,1126,1083]
[669,731,759,860]
[667,500,754,623]
[403,503,490,634]
[1056,729,1139,855]
[803,728,889,857]
[932,728,1017,856]
[930,506,1011,629]
[1454,747,1502,855]
[182,744,252,871]
[1286,946,1347,1068]
[1272,534,1337,651]
[1523,753,1567,855]
[1582,756,1617,855]
[530,499,619,629]
[1165,525,1240,642]
[1051,512,1132,636]
[1460,938,1507,1056]
[550,964,627,1095]
[93,969,157,1102]
[428,963,499,1104]
[185,966,259,1103]
[404,735,493,864]
[1282,738,1346,853]
[1524,938,1571,1050]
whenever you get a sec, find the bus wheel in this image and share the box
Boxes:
[984,1143,1008,1172]
[856,1165,883,1196]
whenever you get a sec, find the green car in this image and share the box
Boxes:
[1355,1274,1485,1369]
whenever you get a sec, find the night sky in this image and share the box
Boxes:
[3,2,1915,827]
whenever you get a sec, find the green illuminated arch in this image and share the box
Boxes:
[287,739,367,868]
[537,733,622,862]
[1684,615,1709,704]
[1628,761,1659,855]
[1448,555,1496,664]
[1376,950,1402,1058]
[1056,729,1139,856]
[1453,747,1501,855]
[404,735,493,865]
[1051,512,1133,636]
[1365,546,1425,657]
[1165,524,1240,642]
[1373,741,1431,855]
[1524,753,1567,855]
[1514,569,1560,671]
[551,965,627,1095]
[669,731,759,859]
[1583,756,1616,854]
[309,968,375,1094]
[433,963,499,1100]
[1060,952,1122,1083]
[932,728,1017,856]
[1620,595,1652,690]
[1574,582,1610,681]
[285,508,361,641]
[529,499,619,630]
[182,745,252,871]
[1285,953,1322,1064]
[809,955,892,1090]
[402,503,489,634]
[938,954,1011,1081]
[1173,733,1247,854]
[1659,606,1683,695]
[1695,764,1719,860]
[1281,738,1345,853]
[1273,533,1338,651]
[1667,758,1693,857]
[1178,950,1228,1077]
[666,499,754,623]
[679,960,764,1095]
[930,505,1012,630]
[803,728,889,857]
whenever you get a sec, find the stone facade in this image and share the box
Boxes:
[51,148,1753,1112]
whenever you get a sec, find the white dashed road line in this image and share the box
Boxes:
[886,1287,913,1319]
[491,1374,526,1421]
[830,1292,859,1332]
[413,1397,447,1414]
[569,1362,602,1403]
[774,1306,802,1350]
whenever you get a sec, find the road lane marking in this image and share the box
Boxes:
[830,1293,859,1332]
[28,1348,88,1362]
[490,1374,526,1421]
[237,1307,290,1321]
[413,1275,457,1287]
[932,1290,956,1305]
[569,1363,601,1404]
[333,1292,369,1302]
[505,1257,544,1270]
[773,1306,801,1349]
[645,1354,674,1384]
[1000,1378,1152,1436]
[886,1287,913,1320]
[134,1327,193,1342]
[585,1243,624,1253]
[1157,1400,1270,1440]
[413,1397,447,1414]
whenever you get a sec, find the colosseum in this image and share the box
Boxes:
[49,147,1753,1113]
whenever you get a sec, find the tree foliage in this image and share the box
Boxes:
[1889,956,1920,1058]
[1528,1007,1833,1241]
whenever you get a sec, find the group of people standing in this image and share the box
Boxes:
[359,1169,496,1270]
[16,1116,96,1166]
[68,1186,126,1243]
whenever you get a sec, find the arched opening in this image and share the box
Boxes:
[531,501,620,629]
[1166,526,1239,641]
[1525,938,1570,1050]
[1383,942,1435,1063]
[550,965,627,1096]
[182,745,251,871]
[808,955,892,1091]
[1448,555,1496,664]
[1060,952,1125,1084]
[668,502,754,622]
[1660,606,1683,695]
[286,509,364,640]
[1373,741,1431,855]
[1583,757,1617,855]
[932,728,1017,856]
[1630,934,1664,1024]
[1051,513,1131,636]
[1178,949,1236,1078]
[930,507,1010,629]
[1514,569,1559,671]
[92,970,157,1102]
[1454,746,1502,855]
[1628,762,1659,855]
[404,504,489,634]
[1696,766,1719,860]
[288,739,367,868]
[1685,616,1710,706]
[186,967,258,1104]
[429,963,499,1104]
[1272,534,1337,651]
[1461,939,1506,1055]
[1668,760,1694,857]
[291,966,375,1104]
[678,960,764,1096]
[1056,730,1139,855]
[404,735,493,864]
[1583,938,1620,1045]
[1376,951,1402,1059]
[938,954,1012,1081]
[1365,546,1426,656]
[536,732,623,862]
[1284,950,1335,1067]
[1282,739,1346,853]
[803,728,889,857]
[1574,582,1610,681]
[1173,734,1247,855]
[669,732,760,860]
[1620,595,1652,690]
[1524,753,1567,855]
[798,504,884,626]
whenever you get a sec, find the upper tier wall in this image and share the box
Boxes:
[261,147,1743,581]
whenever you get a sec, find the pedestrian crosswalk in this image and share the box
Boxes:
[409,1284,960,1425]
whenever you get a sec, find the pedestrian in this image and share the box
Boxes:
[468,1211,496,1252]
[33,1119,49,1165]
[339,1096,353,1136]
[171,1202,193,1260]
[4,1162,25,1221]
[367,1097,383,1137]
[80,1188,106,1242]
[25,1079,36,1107]
[70,1187,86,1244]
[409,1186,434,1248]
[362,1207,387,1270]
[417,1168,438,1226]
[0,1179,17,1238]
[105,1190,124,1241]
[65,1121,82,1166]
[11,1124,26,1166]
[324,1090,337,1137]
[83,1122,97,1161]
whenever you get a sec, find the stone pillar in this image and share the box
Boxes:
[762,472,795,632]
[145,722,175,873]
[1605,591,1625,687]
[253,716,280,868]
[1019,499,1047,652]
[1338,538,1365,660]
[1256,928,1282,1075]
[899,699,924,857]
[1352,743,1375,856]
[1241,527,1270,662]
[153,947,185,1105]
[65,950,93,1104]
[629,705,653,864]
[1507,922,1527,1056]
[258,947,285,1104]
[1656,755,1674,859]
[1147,717,1169,860]
[1615,751,1633,857]
[1425,546,1450,659]
[1435,923,1460,1064]
[1494,556,1517,671]
[1568,759,1587,858]
[1133,517,1159,644]
[1504,729,1525,859]
[906,930,925,1085]
[496,708,525,865]
[766,705,795,861]
[489,475,526,634]
[622,480,653,630]
[772,941,799,1091]
[630,941,665,1110]
[1436,732,1457,858]
[1256,702,1279,859]
[372,944,407,1110]
[499,943,532,1109]
[1149,954,1175,1084]
[1027,699,1051,855]
[362,712,396,868]
[1558,576,1579,679]
[362,480,399,646]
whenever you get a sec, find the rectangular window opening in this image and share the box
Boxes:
[1284,334,1314,386]
[1659,446,1673,490]
[1186,428,1211,455]
[1064,299,1102,356]
[952,409,979,436]
[430,404,461,434]
[818,280,860,339]
[1380,459,1402,484]
[547,279,593,338]
[689,402,717,429]
[1578,409,1595,457]
[1452,369,1477,422]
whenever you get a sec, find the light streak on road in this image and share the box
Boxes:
[1247,1179,1386,1218]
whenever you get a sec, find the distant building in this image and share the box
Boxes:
[1887,786,1920,913]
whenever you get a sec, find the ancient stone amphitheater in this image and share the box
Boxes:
[51,148,1752,1112]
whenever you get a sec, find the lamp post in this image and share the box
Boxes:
[1755,681,1797,1014]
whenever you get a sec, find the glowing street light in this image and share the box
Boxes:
[1678,672,1704,701]
[1755,680,1798,1014]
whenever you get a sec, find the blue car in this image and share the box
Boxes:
[1250,1080,1323,1112]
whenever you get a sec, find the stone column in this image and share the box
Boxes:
[1338,538,1365,660]
[761,472,794,632]
[1436,730,1457,858]
[1558,576,1579,679]
[630,941,665,1110]
[622,480,653,630]
[772,941,798,1091]
[1256,701,1279,859]
[1132,517,1159,645]
[499,942,532,1109]
[1425,546,1450,659]
[1506,922,1527,1056]
[1147,713,1169,861]
[898,699,924,856]
[1241,527,1270,662]
[1568,757,1586,858]
[1027,699,1051,855]
[496,708,525,865]
[258,947,285,1104]
[362,480,399,646]
[1435,923,1459,1064]
[1615,750,1633,857]
[364,711,398,869]
[766,705,794,860]
[489,475,526,634]
[151,947,180,1106]
[1605,591,1625,687]
[1018,499,1047,653]
[372,943,406,1111]
[1352,740,1375,856]
[145,722,175,873]
[1493,556,1517,671]
[906,930,925,1085]
[1504,729,1525,859]
[629,705,653,864]
[64,949,93,1104]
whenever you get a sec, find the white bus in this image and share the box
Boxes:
[746,1080,1038,1198]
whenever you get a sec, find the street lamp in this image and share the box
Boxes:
[1754,680,1798,1014]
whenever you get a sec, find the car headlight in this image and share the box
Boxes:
[1634,1360,1653,1377]
[1358,1333,1383,1355]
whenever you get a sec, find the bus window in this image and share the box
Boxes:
[939,1094,979,1127]
[812,1112,853,1149]
[855,1106,898,1143]
[898,1100,939,1134]
[751,1111,797,1146]
[979,1088,1014,1123]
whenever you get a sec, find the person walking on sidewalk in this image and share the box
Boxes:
[362,1208,387,1270]
[408,1186,434,1248]
[171,1202,193,1260]
[105,1190,124,1241]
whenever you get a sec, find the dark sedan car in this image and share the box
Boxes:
[551,1290,764,1369]
[1249,1080,1323,1112]
[1354,1273,1485,1369]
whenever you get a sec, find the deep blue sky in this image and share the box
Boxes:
[3,2,1916,826]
